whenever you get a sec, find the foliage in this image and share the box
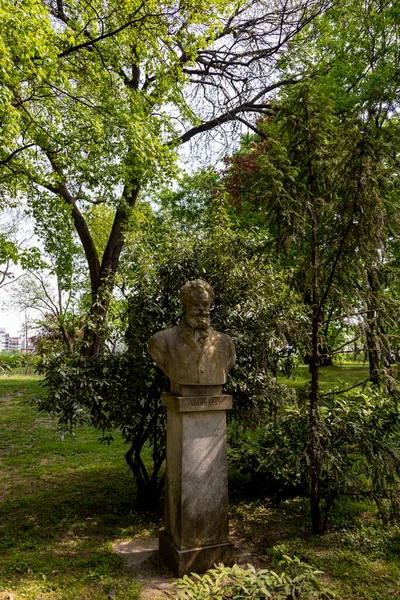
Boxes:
[223,79,399,327]
[36,197,304,506]
[123,200,306,420]
[0,358,12,376]
[221,72,400,532]
[0,352,41,372]
[173,557,334,599]
[231,499,400,600]
[228,385,400,528]
[152,167,221,232]
[0,207,44,291]
[36,351,167,509]
[298,0,400,118]
[228,401,308,495]
[0,0,329,356]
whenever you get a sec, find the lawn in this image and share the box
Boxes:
[0,375,154,600]
[279,362,371,391]
[1,368,399,600]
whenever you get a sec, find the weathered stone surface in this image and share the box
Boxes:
[159,530,235,578]
[162,393,232,412]
[148,279,235,388]
[163,395,231,550]
[147,279,236,576]
[148,323,236,385]
[170,383,222,396]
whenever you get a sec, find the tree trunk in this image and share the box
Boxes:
[125,441,165,511]
[309,318,322,534]
[309,212,322,535]
[81,189,140,357]
[366,268,382,386]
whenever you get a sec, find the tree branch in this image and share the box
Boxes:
[0,144,35,166]
[328,336,361,355]
[39,149,101,293]
[171,78,297,146]
[321,308,383,325]
[99,183,140,281]
[58,3,146,58]
[320,378,370,398]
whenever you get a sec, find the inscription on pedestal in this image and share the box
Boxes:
[189,397,222,408]
[162,393,232,412]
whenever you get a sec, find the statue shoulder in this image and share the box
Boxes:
[213,330,236,369]
[214,329,235,348]
[148,325,179,350]
[148,328,170,365]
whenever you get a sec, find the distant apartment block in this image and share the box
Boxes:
[0,328,8,351]
[9,337,21,350]
[0,328,22,352]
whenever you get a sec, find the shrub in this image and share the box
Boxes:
[173,556,334,599]
[228,387,400,527]
[36,352,167,510]
[0,358,12,376]
[36,206,305,509]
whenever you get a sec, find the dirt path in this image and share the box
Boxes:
[114,530,267,599]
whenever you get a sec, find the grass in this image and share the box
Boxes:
[0,375,158,600]
[230,496,400,600]
[1,366,399,600]
[279,362,370,391]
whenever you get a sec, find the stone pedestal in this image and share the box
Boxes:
[160,391,235,576]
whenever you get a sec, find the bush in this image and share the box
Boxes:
[228,386,400,526]
[228,402,308,496]
[0,358,12,376]
[123,207,303,422]
[173,556,334,599]
[36,352,167,509]
[36,204,305,509]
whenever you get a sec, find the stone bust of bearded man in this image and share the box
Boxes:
[147,279,236,393]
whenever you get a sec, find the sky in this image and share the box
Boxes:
[0,277,28,336]
[0,207,41,338]
[0,306,26,337]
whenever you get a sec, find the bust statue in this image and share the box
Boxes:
[148,279,236,391]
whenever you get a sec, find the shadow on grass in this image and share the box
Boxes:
[0,466,164,600]
[1,465,162,549]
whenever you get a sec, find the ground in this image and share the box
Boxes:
[0,368,399,599]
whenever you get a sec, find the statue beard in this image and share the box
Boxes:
[184,316,211,344]
[194,328,210,345]
[185,315,211,330]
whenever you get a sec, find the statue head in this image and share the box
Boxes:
[180,279,214,330]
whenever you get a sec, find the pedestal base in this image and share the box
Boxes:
[159,530,235,577]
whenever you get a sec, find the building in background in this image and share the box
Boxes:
[9,337,21,351]
[0,328,9,351]
[0,327,22,352]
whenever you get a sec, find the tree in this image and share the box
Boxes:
[10,267,84,353]
[221,74,400,531]
[0,0,332,356]
[219,0,400,529]
[38,195,303,507]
